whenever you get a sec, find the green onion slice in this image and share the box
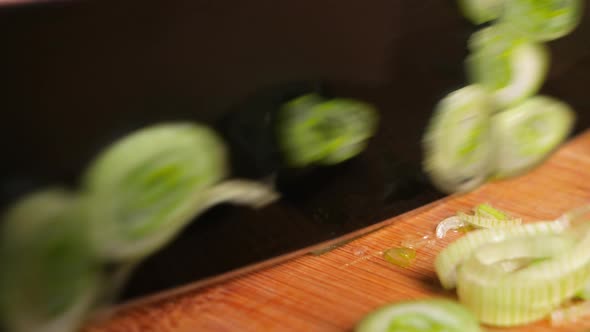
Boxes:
[491,96,575,178]
[277,94,379,168]
[458,212,522,228]
[83,122,278,261]
[435,220,568,290]
[456,229,588,326]
[355,299,482,332]
[466,25,549,109]
[473,203,510,219]
[436,209,521,239]
[436,206,590,326]
[423,85,494,194]
[436,216,468,239]
[0,189,100,332]
[502,0,584,41]
[457,0,505,24]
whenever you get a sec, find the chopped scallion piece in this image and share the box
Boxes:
[0,189,99,332]
[466,25,549,109]
[457,0,505,24]
[502,0,584,41]
[277,94,379,167]
[492,96,575,178]
[355,299,482,332]
[422,85,494,194]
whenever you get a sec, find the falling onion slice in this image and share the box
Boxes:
[457,0,505,25]
[82,122,278,261]
[423,85,495,194]
[491,95,575,179]
[466,25,549,109]
[0,189,100,332]
[501,0,584,42]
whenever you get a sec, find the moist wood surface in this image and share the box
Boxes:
[85,130,590,332]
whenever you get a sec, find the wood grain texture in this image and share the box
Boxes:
[85,130,590,332]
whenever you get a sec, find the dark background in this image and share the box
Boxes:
[0,0,588,302]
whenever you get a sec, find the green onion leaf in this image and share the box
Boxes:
[83,122,278,261]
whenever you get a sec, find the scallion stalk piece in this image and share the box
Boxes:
[473,203,510,220]
[492,96,575,178]
[436,216,468,239]
[502,0,584,41]
[457,0,505,24]
[436,206,590,326]
[435,220,568,290]
[83,122,278,261]
[277,94,378,168]
[0,189,100,332]
[466,25,549,109]
[423,85,494,194]
[355,299,482,332]
[436,205,521,239]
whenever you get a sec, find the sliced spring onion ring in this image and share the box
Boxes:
[435,220,568,290]
[277,94,378,167]
[491,96,575,178]
[456,229,588,326]
[436,206,590,326]
[436,216,468,239]
[466,25,549,109]
[355,299,482,332]
[422,85,494,194]
[457,0,505,24]
[436,205,521,239]
[83,122,278,261]
[458,212,522,228]
[0,189,100,332]
[502,0,584,41]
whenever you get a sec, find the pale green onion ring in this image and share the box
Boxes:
[422,85,494,194]
[491,95,575,178]
[435,220,568,290]
[502,0,584,41]
[0,189,100,332]
[355,299,482,332]
[466,25,549,109]
[277,94,378,167]
[457,229,589,326]
[83,122,278,261]
[457,0,505,24]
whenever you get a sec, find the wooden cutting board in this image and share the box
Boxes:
[84,130,590,332]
